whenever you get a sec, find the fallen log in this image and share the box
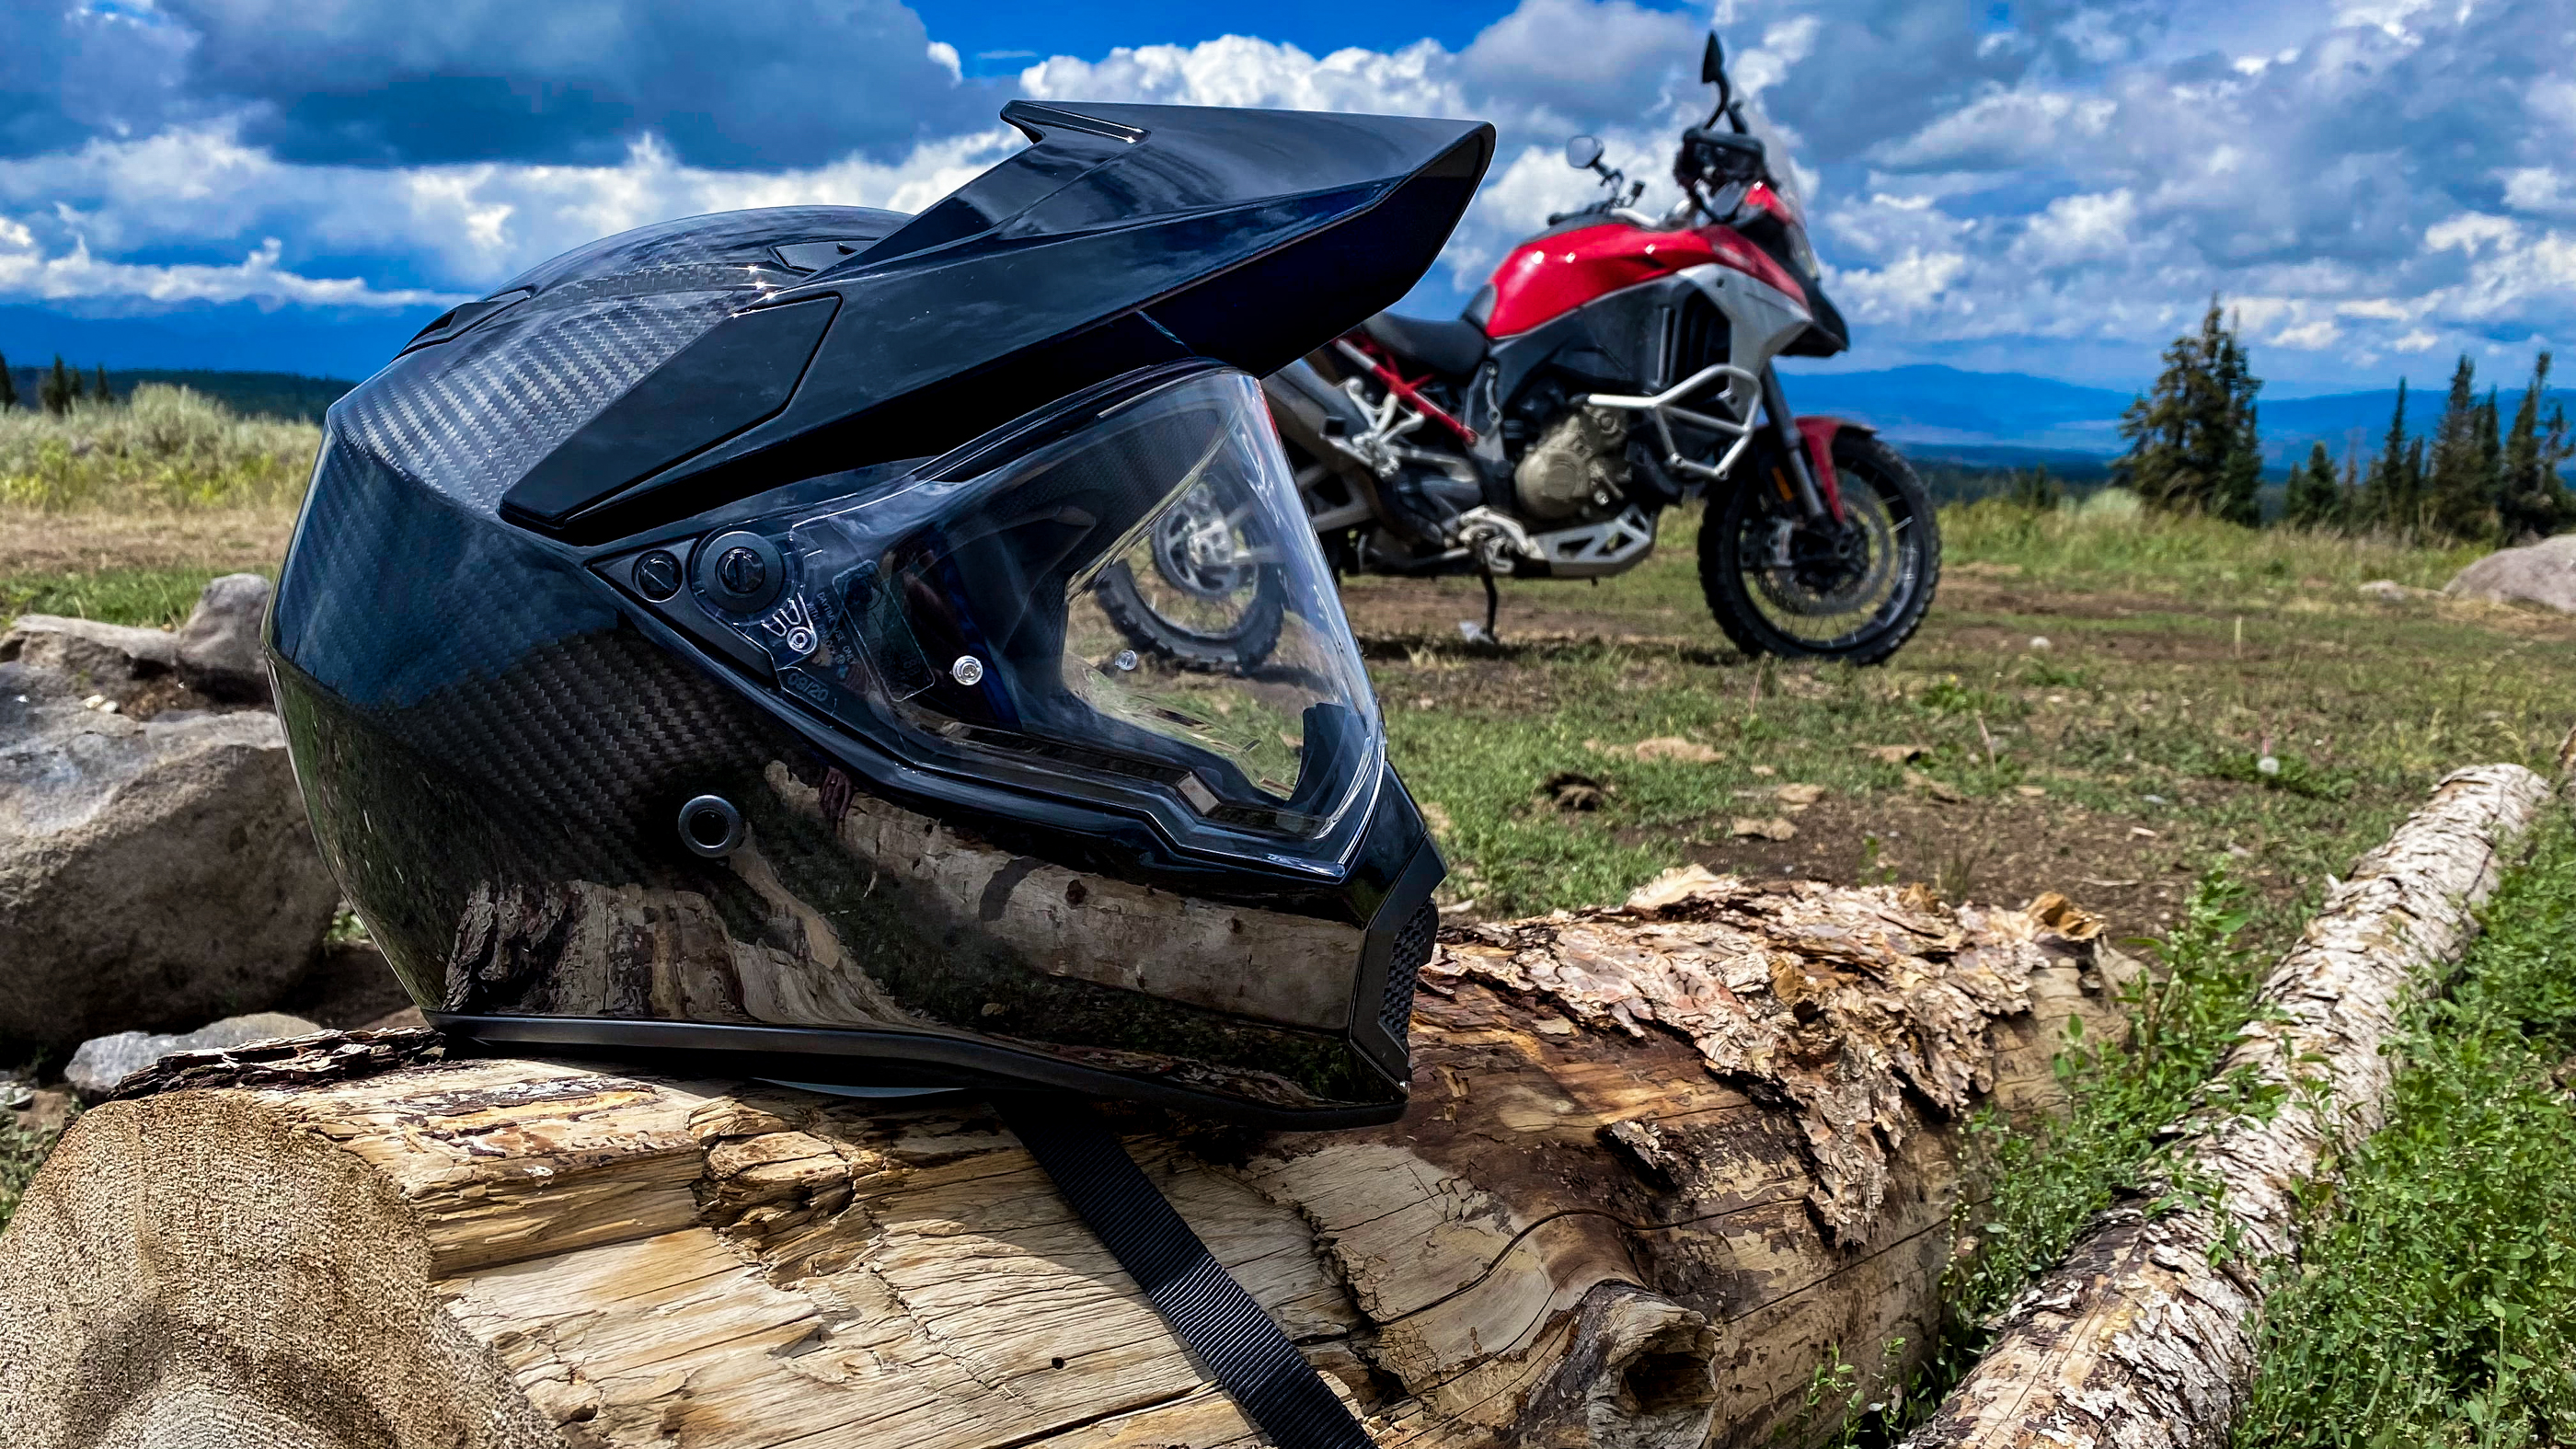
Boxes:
[0,872,2140,1449]
[1902,763,2556,1449]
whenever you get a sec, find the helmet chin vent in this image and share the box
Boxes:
[679,795,747,858]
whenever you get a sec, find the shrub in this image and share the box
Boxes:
[0,385,320,511]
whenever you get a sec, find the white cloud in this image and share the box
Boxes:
[4,0,2574,387]
[0,123,1018,294]
[0,233,465,309]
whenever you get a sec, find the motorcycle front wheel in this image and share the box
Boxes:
[1095,480,1287,672]
[1699,431,1939,665]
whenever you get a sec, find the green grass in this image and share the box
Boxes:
[1941,491,2490,596]
[2235,818,2576,1448]
[0,566,253,628]
[0,1114,60,1233]
[1370,498,2571,921]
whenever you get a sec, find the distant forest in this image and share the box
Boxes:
[2,364,354,423]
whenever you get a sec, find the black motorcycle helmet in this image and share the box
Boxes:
[270,101,1493,1130]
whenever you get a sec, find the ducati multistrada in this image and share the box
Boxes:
[1098,33,1940,671]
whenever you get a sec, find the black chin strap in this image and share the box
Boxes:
[996,1097,1375,1449]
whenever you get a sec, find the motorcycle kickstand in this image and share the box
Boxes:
[1473,569,1501,647]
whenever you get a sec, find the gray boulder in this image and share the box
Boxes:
[2444,534,2576,614]
[0,615,178,707]
[63,1011,322,1102]
[0,661,341,1053]
[176,572,273,703]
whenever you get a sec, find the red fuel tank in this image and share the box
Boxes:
[1483,221,1805,338]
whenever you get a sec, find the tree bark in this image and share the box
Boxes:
[0,871,2139,1449]
[1901,764,2555,1449]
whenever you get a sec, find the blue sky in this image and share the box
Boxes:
[3,0,2570,392]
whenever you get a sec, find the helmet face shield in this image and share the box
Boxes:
[680,368,1382,873]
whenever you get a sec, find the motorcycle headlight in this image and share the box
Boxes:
[672,366,1382,875]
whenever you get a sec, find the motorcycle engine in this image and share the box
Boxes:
[1512,407,1631,521]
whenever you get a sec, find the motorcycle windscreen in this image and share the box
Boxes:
[709,368,1383,869]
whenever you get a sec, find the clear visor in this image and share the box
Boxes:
[700,368,1381,869]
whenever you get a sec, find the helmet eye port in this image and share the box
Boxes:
[678,794,747,857]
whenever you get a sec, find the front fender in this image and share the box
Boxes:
[1794,415,1873,523]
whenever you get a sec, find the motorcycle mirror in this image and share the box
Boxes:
[1564,134,1605,170]
[1701,34,1725,86]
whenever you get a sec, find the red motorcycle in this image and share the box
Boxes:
[1098,33,1939,670]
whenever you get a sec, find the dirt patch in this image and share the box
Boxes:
[1672,790,2199,943]
[1341,574,1718,652]
[0,507,297,576]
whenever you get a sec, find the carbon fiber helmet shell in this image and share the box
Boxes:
[270,102,1491,1127]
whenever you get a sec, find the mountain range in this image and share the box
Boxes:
[2,321,2545,478]
[1783,363,2540,470]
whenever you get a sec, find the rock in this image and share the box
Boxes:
[63,1012,323,1102]
[0,661,341,1054]
[175,572,273,702]
[1632,736,1724,764]
[270,939,418,1031]
[6,1083,74,1137]
[0,615,178,707]
[2443,534,2576,614]
[2357,578,2412,604]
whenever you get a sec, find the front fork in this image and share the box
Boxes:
[1758,365,1836,525]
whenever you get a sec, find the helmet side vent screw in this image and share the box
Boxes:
[679,795,747,858]
[950,655,985,686]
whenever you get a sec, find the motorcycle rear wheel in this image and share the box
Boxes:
[1699,432,1939,665]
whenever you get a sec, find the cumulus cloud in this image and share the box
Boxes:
[0,123,1018,299]
[20,0,991,168]
[5,0,2574,386]
[0,224,463,310]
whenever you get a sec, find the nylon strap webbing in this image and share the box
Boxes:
[997,1097,1375,1449]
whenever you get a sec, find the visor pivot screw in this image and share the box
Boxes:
[949,654,985,686]
[717,546,768,597]
[678,795,747,859]
[634,550,682,602]
[696,530,788,614]
[1113,650,1139,673]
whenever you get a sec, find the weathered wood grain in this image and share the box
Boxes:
[1900,764,2555,1449]
[0,871,2140,1449]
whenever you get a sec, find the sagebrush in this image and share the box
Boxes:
[0,385,320,511]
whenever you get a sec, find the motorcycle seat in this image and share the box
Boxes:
[1360,311,1487,381]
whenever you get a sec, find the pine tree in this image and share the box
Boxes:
[2285,440,2341,528]
[2340,450,2362,522]
[40,356,72,415]
[2500,351,2575,540]
[0,350,14,411]
[2115,297,2263,521]
[2361,380,2415,532]
[2212,325,2264,525]
[2011,464,2062,510]
[2478,386,2503,512]
[2426,355,2492,540]
[92,364,109,405]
